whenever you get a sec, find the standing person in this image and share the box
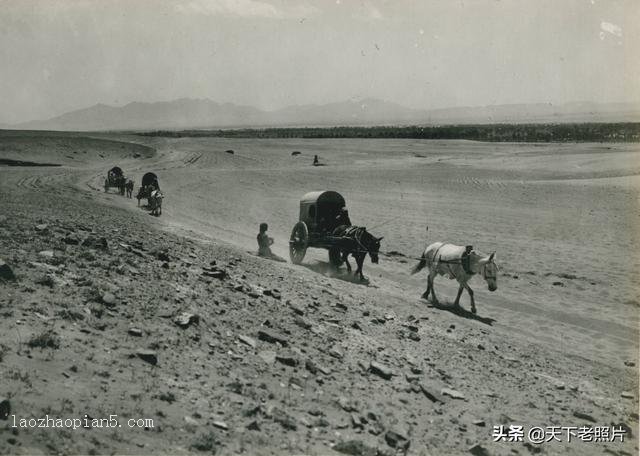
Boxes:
[313,155,319,166]
[257,223,286,262]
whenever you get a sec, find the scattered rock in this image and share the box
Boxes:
[304,358,330,375]
[472,419,486,427]
[0,397,10,420]
[288,377,303,390]
[385,429,410,451]
[441,387,465,400]
[212,421,228,431]
[552,281,564,287]
[624,360,635,367]
[405,373,420,383]
[329,346,344,359]
[275,351,299,367]
[155,250,170,262]
[128,328,143,337]
[337,396,359,412]
[246,420,261,431]
[621,391,634,399]
[404,324,419,332]
[156,392,176,403]
[63,235,80,245]
[0,258,16,281]
[257,328,288,346]
[81,236,108,250]
[202,268,227,279]
[572,411,596,423]
[523,442,542,454]
[264,288,281,299]
[35,274,55,287]
[468,443,490,456]
[174,312,200,328]
[130,248,145,257]
[184,415,199,427]
[305,358,318,374]
[38,250,54,259]
[257,350,276,365]
[351,413,365,429]
[369,420,385,436]
[333,439,377,456]
[101,292,117,307]
[289,303,305,315]
[136,350,158,366]
[35,224,49,233]
[294,316,312,330]
[27,330,61,349]
[271,408,297,430]
[419,382,445,403]
[369,361,394,380]
[247,287,263,298]
[237,334,257,349]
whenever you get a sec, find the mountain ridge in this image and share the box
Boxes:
[10,98,640,131]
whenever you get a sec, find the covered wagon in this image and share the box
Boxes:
[289,191,352,265]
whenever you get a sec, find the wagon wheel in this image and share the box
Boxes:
[289,221,309,264]
[329,247,343,267]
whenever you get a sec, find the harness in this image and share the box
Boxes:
[434,244,474,275]
[336,226,372,255]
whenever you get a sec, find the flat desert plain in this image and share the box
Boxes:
[0,130,638,455]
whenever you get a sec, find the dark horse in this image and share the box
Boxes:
[332,225,383,281]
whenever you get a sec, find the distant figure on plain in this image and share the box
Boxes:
[257,223,286,262]
[313,155,319,166]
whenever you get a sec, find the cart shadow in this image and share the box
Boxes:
[303,261,377,287]
[423,299,496,326]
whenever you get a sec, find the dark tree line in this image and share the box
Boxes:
[138,123,640,142]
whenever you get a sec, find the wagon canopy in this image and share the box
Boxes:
[141,172,159,189]
[109,166,123,177]
[299,190,346,233]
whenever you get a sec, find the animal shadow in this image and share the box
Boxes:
[425,299,496,325]
[303,261,376,287]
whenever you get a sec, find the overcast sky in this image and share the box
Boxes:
[0,0,638,124]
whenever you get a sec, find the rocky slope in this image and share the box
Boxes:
[0,180,638,455]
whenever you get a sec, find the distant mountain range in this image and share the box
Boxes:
[10,98,640,131]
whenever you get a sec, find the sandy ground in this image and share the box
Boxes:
[0,130,638,455]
